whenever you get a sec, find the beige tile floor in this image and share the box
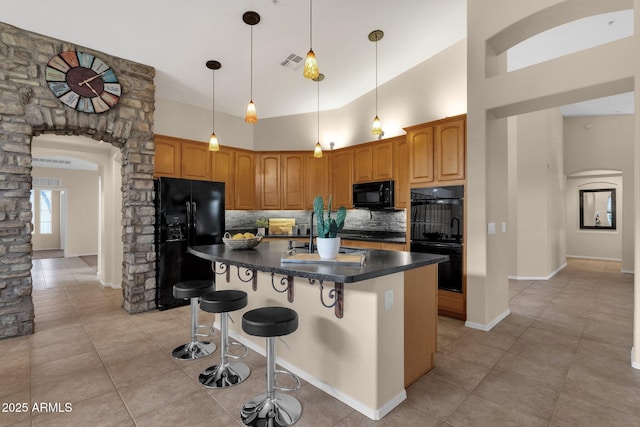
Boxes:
[0,257,637,426]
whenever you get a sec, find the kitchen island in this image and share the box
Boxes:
[188,241,447,420]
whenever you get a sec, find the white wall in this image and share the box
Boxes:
[564,115,635,271]
[31,167,99,256]
[566,175,622,260]
[509,108,566,279]
[154,97,254,150]
[152,40,467,152]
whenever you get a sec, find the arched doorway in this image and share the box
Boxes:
[0,22,157,338]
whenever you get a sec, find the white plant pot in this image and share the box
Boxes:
[316,237,341,260]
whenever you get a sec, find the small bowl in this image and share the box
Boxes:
[222,232,263,250]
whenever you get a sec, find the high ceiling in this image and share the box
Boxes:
[3,1,634,129]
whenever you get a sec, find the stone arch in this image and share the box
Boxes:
[0,22,157,338]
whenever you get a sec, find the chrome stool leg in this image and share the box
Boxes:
[199,312,250,388]
[241,337,302,426]
[172,296,216,360]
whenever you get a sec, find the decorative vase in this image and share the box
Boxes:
[316,237,341,260]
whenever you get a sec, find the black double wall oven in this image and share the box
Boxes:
[410,185,463,293]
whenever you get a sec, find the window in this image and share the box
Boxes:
[31,189,53,234]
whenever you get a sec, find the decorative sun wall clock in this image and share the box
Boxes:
[45,51,121,113]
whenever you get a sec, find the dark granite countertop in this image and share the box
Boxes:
[188,241,446,283]
[230,228,406,244]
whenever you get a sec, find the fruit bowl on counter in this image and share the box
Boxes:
[222,232,263,250]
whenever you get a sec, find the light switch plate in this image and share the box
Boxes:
[384,289,393,310]
[488,222,496,234]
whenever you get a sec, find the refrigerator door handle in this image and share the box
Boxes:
[191,202,197,234]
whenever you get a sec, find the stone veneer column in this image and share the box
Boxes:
[0,22,157,338]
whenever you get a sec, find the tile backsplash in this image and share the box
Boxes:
[226,209,406,233]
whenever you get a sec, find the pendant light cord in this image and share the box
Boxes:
[212,69,215,129]
[309,0,313,50]
[375,38,378,116]
[317,77,320,141]
[250,26,254,101]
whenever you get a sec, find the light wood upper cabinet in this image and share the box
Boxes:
[257,153,281,210]
[211,148,235,210]
[181,140,211,181]
[332,149,353,208]
[372,140,394,181]
[304,153,330,209]
[392,135,409,209]
[353,145,373,183]
[406,115,466,186]
[406,124,435,185]
[353,140,394,183]
[154,135,181,178]
[282,153,305,210]
[234,150,256,210]
[435,118,465,182]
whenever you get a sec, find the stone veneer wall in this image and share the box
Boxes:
[0,22,157,338]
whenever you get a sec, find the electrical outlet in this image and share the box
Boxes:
[384,289,394,310]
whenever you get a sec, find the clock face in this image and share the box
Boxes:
[45,51,121,113]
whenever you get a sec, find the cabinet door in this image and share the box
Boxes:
[393,136,409,209]
[332,149,353,208]
[304,153,330,209]
[435,118,465,182]
[211,148,235,210]
[372,141,394,181]
[154,135,181,178]
[181,141,211,181]
[282,153,305,210]
[258,153,281,209]
[407,125,434,185]
[353,145,373,183]
[234,151,256,210]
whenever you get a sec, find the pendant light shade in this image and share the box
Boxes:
[243,11,260,123]
[369,30,384,136]
[313,73,324,158]
[303,0,319,79]
[206,60,221,151]
[245,100,257,124]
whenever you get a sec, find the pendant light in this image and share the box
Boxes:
[206,60,221,151]
[303,0,319,79]
[312,73,324,158]
[369,30,384,136]
[243,11,260,124]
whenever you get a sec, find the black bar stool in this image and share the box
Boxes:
[171,280,216,360]
[198,290,251,388]
[240,307,302,427]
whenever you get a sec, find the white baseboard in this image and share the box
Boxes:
[621,269,635,275]
[225,327,406,420]
[508,262,567,281]
[99,279,121,289]
[566,255,622,262]
[465,308,511,332]
[632,348,640,370]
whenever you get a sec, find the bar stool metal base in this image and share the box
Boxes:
[241,392,302,427]
[199,361,250,388]
[171,341,216,360]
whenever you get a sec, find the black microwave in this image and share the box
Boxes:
[352,180,395,209]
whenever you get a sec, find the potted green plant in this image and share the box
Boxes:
[256,218,269,236]
[313,195,347,259]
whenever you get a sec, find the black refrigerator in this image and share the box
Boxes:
[154,177,225,310]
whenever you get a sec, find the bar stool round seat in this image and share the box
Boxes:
[171,280,216,360]
[241,307,302,427]
[198,290,251,388]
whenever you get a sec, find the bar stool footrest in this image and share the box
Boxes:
[225,340,249,360]
[274,369,301,392]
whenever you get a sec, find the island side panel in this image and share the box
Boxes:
[404,264,438,387]
[216,264,405,419]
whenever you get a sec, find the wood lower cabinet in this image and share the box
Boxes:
[154,135,181,178]
[438,289,465,320]
[404,264,437,387]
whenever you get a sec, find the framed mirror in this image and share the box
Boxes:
[579,188,616,230]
